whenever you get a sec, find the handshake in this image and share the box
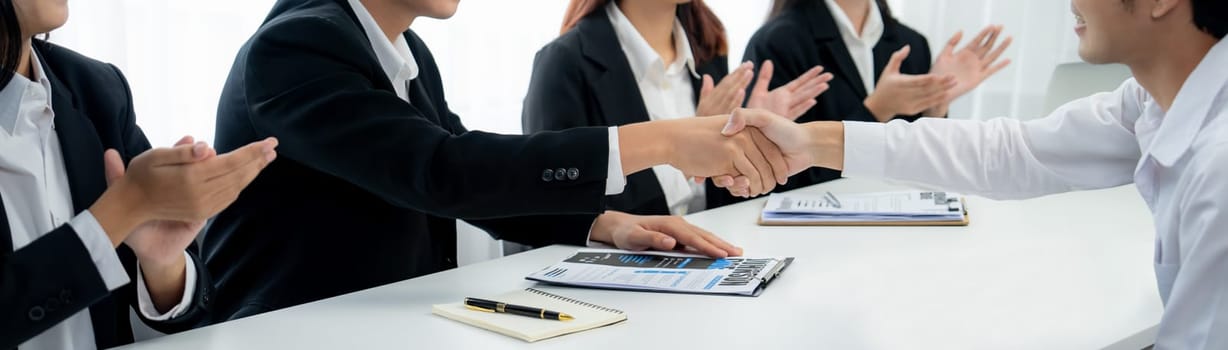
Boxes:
[618,108,842,198]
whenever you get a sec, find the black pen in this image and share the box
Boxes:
[464,297,573,321]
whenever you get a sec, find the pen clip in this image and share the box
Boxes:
[464,304,496,313]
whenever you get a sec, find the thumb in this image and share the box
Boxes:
[885,45,911,75]
[103,149,125,186]
[721,109,749,136]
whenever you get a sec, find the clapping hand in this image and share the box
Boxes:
[747,61,833,120]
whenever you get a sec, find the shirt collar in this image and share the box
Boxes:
[0,49,53,134]
[1146,38,1228,166]
[347,0,419,85]
[605,2,699,82]
[824,0,884,45]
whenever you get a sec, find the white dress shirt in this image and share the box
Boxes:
[346,0,625,195]
[2,51,195,350]
[825,0,883,94]
[843,38,1228,349]
[607,2,706,215]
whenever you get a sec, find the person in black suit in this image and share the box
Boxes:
[743,0,1012,189]
[523,0,833,216]
[0,0,277,348]
[208,0,788,322]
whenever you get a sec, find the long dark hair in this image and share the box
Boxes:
[0,0,22,88]
[560,0,728,65]
[769,0,892,21]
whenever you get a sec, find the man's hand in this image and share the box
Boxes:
[746,61,833,120]
[710,109,848,190]
[863,46,956,122]
[589,211,742,258]
[618,115,788,198]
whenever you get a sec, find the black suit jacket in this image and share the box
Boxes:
[208,0,612,321]
[521,9,740,215]
[0,41,211,349]
[743,1,933,188]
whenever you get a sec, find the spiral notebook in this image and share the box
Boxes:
[432,288,627,342]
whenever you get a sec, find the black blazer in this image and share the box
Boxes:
[522,9,740,215]
[1,41,211,349]
[208,0,612,321]
[743,1,933,188]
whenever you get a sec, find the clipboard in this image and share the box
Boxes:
[757,197,971,227]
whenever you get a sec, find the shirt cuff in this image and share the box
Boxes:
[604,126,626,195]
[69,211,130,292]
[136,251,197,321]
[842,121,887,178]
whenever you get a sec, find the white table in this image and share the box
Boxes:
[117,179,1163,349]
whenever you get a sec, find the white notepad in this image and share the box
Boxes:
[432,288,627,342]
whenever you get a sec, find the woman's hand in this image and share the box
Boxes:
[695,62,754,116]
[863,45,956,122]
[929,25,1013,105]
[746,61,833,120]
[89,136,279,247]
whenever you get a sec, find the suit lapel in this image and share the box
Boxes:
[804,1,868,99]
[40,49,107,218]
[872,16,904,79]
[35,43,122,348]
[578,12,652,127]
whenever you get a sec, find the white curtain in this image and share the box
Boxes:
[53,0,1081,143]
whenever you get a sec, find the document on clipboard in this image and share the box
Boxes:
[759,191,969,226]
[525,249,793,297]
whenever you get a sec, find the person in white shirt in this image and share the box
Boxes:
[724,0,1228,347]
[0,0,279,348]
[524,0,833,217]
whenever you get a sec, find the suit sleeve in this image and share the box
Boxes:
[242,17,609,220]
[464,215,596,248]
[0,226,117,348]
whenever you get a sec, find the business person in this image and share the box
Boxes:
[743,0,1011,189]
[0,0,278,348]
[724,0,1228,347]
[523,0,832,216]
[207,0,785,322]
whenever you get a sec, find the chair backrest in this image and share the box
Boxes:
[1040,62,1133,118]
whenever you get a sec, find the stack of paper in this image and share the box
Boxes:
[526,249,793,297]
[759,191,968,226]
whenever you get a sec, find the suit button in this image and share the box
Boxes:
[554,168,566,181]
[541,169,554,182]
[567,168,579,180]
[28,306,45,321]
[202,294,210,306]
[60,289,72,304]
